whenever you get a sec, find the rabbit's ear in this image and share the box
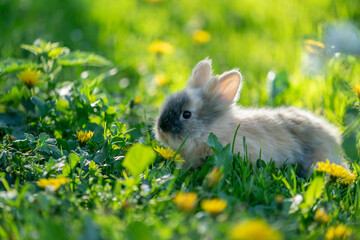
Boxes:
[187,58,212,88]
[216,70,242,102]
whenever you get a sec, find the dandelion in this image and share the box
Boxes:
[148,40,174,54]
[314,208,330,224]
[133,96,142,104]
[304,39,325,54]
[17,68,42,88]
[154,146,185,162]
[229,219,283,240]
[315,159,354,181]
[340,171,357,185]
[153,74,169,86]
[315,160,357,185]
[173,192,198,212]
[352,84,360,99]
[192,30,211,45]
[37,177,70,190]
[325,224,352,240]
[205,167,223,187]
[76,130,94,145]
[201,198,227,215]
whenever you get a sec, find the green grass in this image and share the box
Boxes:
[1,0,360,239]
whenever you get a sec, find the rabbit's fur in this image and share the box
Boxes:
[155,59,345,175]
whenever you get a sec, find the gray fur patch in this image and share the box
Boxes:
[197,91,231,126]
[276,112,317,174]
[158,91,190,136]
[286,125,317,173]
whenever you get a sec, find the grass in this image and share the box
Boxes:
[1,0,360,239]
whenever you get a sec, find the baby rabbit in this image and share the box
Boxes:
[155,58,345,175]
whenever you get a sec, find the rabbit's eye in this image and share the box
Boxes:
[182,111,192,119]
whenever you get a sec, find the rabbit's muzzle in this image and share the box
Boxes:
[158,112,183,135]
[157,91,191,136]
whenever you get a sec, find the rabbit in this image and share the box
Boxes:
[154,58,345,176]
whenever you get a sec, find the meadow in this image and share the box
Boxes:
[1,0,360,239]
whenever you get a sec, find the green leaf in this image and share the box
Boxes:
[342,106,359,160]
[0,86,23,106]
[0,58,39,75]
[89,161,97,172]
[44,158,56,172]
[48,47,70,59]
[111,122,127,136]
[207,133,224,154]
[20,44,44,55]
[122,177,138,188]
[125,221,153,240]
[30,96,56,117]
[38,145,62,159]
[36,133,62,158]
[66,139,78,151]
[0,151,7,166]
[122,144,156,177]
[21,39,60,55]
[0,112,22,128]
[93,140,109,163]
[25,133,37,143]
[21,97,36,112]
[62,164,71,177]
[39,132,50,143]
[299,176,324,212]
[69,153,81,170]
[214,144,233,180]
[56,51,111,67]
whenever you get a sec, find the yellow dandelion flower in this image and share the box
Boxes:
[325,224,352,240]
[148,40,174,54]
[340,171,357,185]
[153,74,169,86]
[304,39,325,48]
[133,96,141,104]
[304,39,325,54]
[37,177,70,190]
[205,167,223,187]
[17,68,42,88]
[192,30,211,45]
[201,198,227,215]
[315,160,350,179]
[314,208,330,224]
[76,130,94,145]
[173,192,198,212]
[352,84,360,99]
[229,219,283,240]
[154,146,185,162]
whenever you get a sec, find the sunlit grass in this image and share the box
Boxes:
[0,0,360,239]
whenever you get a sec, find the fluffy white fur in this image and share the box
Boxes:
[155,59,345,175]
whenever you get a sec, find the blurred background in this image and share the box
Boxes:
[1,0,360,155]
